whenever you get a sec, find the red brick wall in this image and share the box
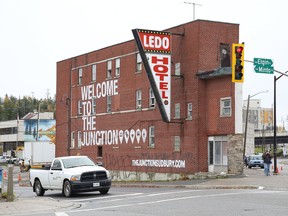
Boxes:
[56,20,239,174]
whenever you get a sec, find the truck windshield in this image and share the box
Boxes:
[62,157,96,168]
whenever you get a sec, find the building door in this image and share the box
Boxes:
[208,136,228,173]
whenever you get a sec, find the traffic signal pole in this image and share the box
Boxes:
[243,60,288,173]
[273,70,288,173]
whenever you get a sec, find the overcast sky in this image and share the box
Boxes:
[0,0,287,126]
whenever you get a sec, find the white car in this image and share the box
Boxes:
[29,155,112,197]
[0,155,10,163]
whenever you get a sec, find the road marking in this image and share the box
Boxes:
[55,213,69,216]
[146,189,202,197]
[61,190,283,214]
[70,193,143,202]
[78,190,204,204]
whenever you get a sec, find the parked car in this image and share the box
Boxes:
[0,155,10,163]
[29,155,112,197]
[11,157,21,165]
[0,155,21,165]
[247,155,264,169]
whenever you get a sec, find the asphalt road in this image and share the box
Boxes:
[2,158,288,216]
[10,186,288,216]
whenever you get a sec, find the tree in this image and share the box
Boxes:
[0,94,56,121]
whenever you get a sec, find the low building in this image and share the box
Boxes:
[242,99,274,156]
[0,112,54,157]
[56,20,243,180]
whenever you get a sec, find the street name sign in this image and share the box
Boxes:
[254,58,274,74]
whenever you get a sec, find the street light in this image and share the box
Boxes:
[273,70,288,173]
[243,90,269,160]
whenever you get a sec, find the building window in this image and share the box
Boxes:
[78,68,82,85]
[208,136,228,166]
[92,97,96,114]
[174,136,180,151]
[107,60,112,79]
[92,64,96,82]
[175,62,181,76]
[77,131,82,148]
[78,100,82,115]
[71,131,75,149]
[187,102,192,120]
[136,89,142,109]
[149,88,155,108]
[97,146,103,157]
[220,97,231,117]
[175,103,180,119]
[136,53,142,72]
[115,58,120,77]
[149,126,155,148]
[220,43,231,67]
[107,95,112,113]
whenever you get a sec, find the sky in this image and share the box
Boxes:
[0,0,287,126]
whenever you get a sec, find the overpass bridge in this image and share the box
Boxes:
[254,131,288,146]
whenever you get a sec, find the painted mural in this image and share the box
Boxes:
[24,119,56,143]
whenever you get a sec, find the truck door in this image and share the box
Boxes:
[49,159,63,189]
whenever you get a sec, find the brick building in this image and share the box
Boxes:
[56,20,243,180]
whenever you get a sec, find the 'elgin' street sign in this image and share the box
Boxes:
[254,58,274,74]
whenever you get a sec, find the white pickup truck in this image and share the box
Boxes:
[29,155,112,197]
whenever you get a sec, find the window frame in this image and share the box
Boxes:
[92,96,96,114]
[77,131,82,149]
[115,58,120,77]
[220,97,232,117]
[97,146,103,158]
[175,103,180,119]
[78,68,83,85]
[149,88,155,108]
[107,60,112,79]
[107,95,112,113]
[174,136,181,151]
[187,102,192,120]
[175,62,181,76]
[136,53,142,72]
[92,64,97,82]
[136,89,142,109]
[78,100,82,115]
[148,126,155,148]
[71,131,75,149]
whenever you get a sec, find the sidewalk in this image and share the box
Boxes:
[0,197,80,215]
[113,166,288,191]
[1,162,288,215]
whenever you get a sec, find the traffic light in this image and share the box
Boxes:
[232,43,244,83]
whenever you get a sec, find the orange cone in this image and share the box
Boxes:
[18,173,22,182]
[3,170,7,178]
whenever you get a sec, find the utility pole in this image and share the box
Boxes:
[273,70,288,173]
[7,164,14,201]
[184,2,202,21]
[46,89,50,99]
[243,90,268,160]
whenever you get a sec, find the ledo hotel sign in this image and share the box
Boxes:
[132,29,171,122]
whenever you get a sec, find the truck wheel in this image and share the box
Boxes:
[100,189,109,194]
[63,180,73,197]
[35,180,45,196]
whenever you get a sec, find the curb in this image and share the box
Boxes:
[112,183,261,190]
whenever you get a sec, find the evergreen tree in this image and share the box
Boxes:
[0,94,56,121]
